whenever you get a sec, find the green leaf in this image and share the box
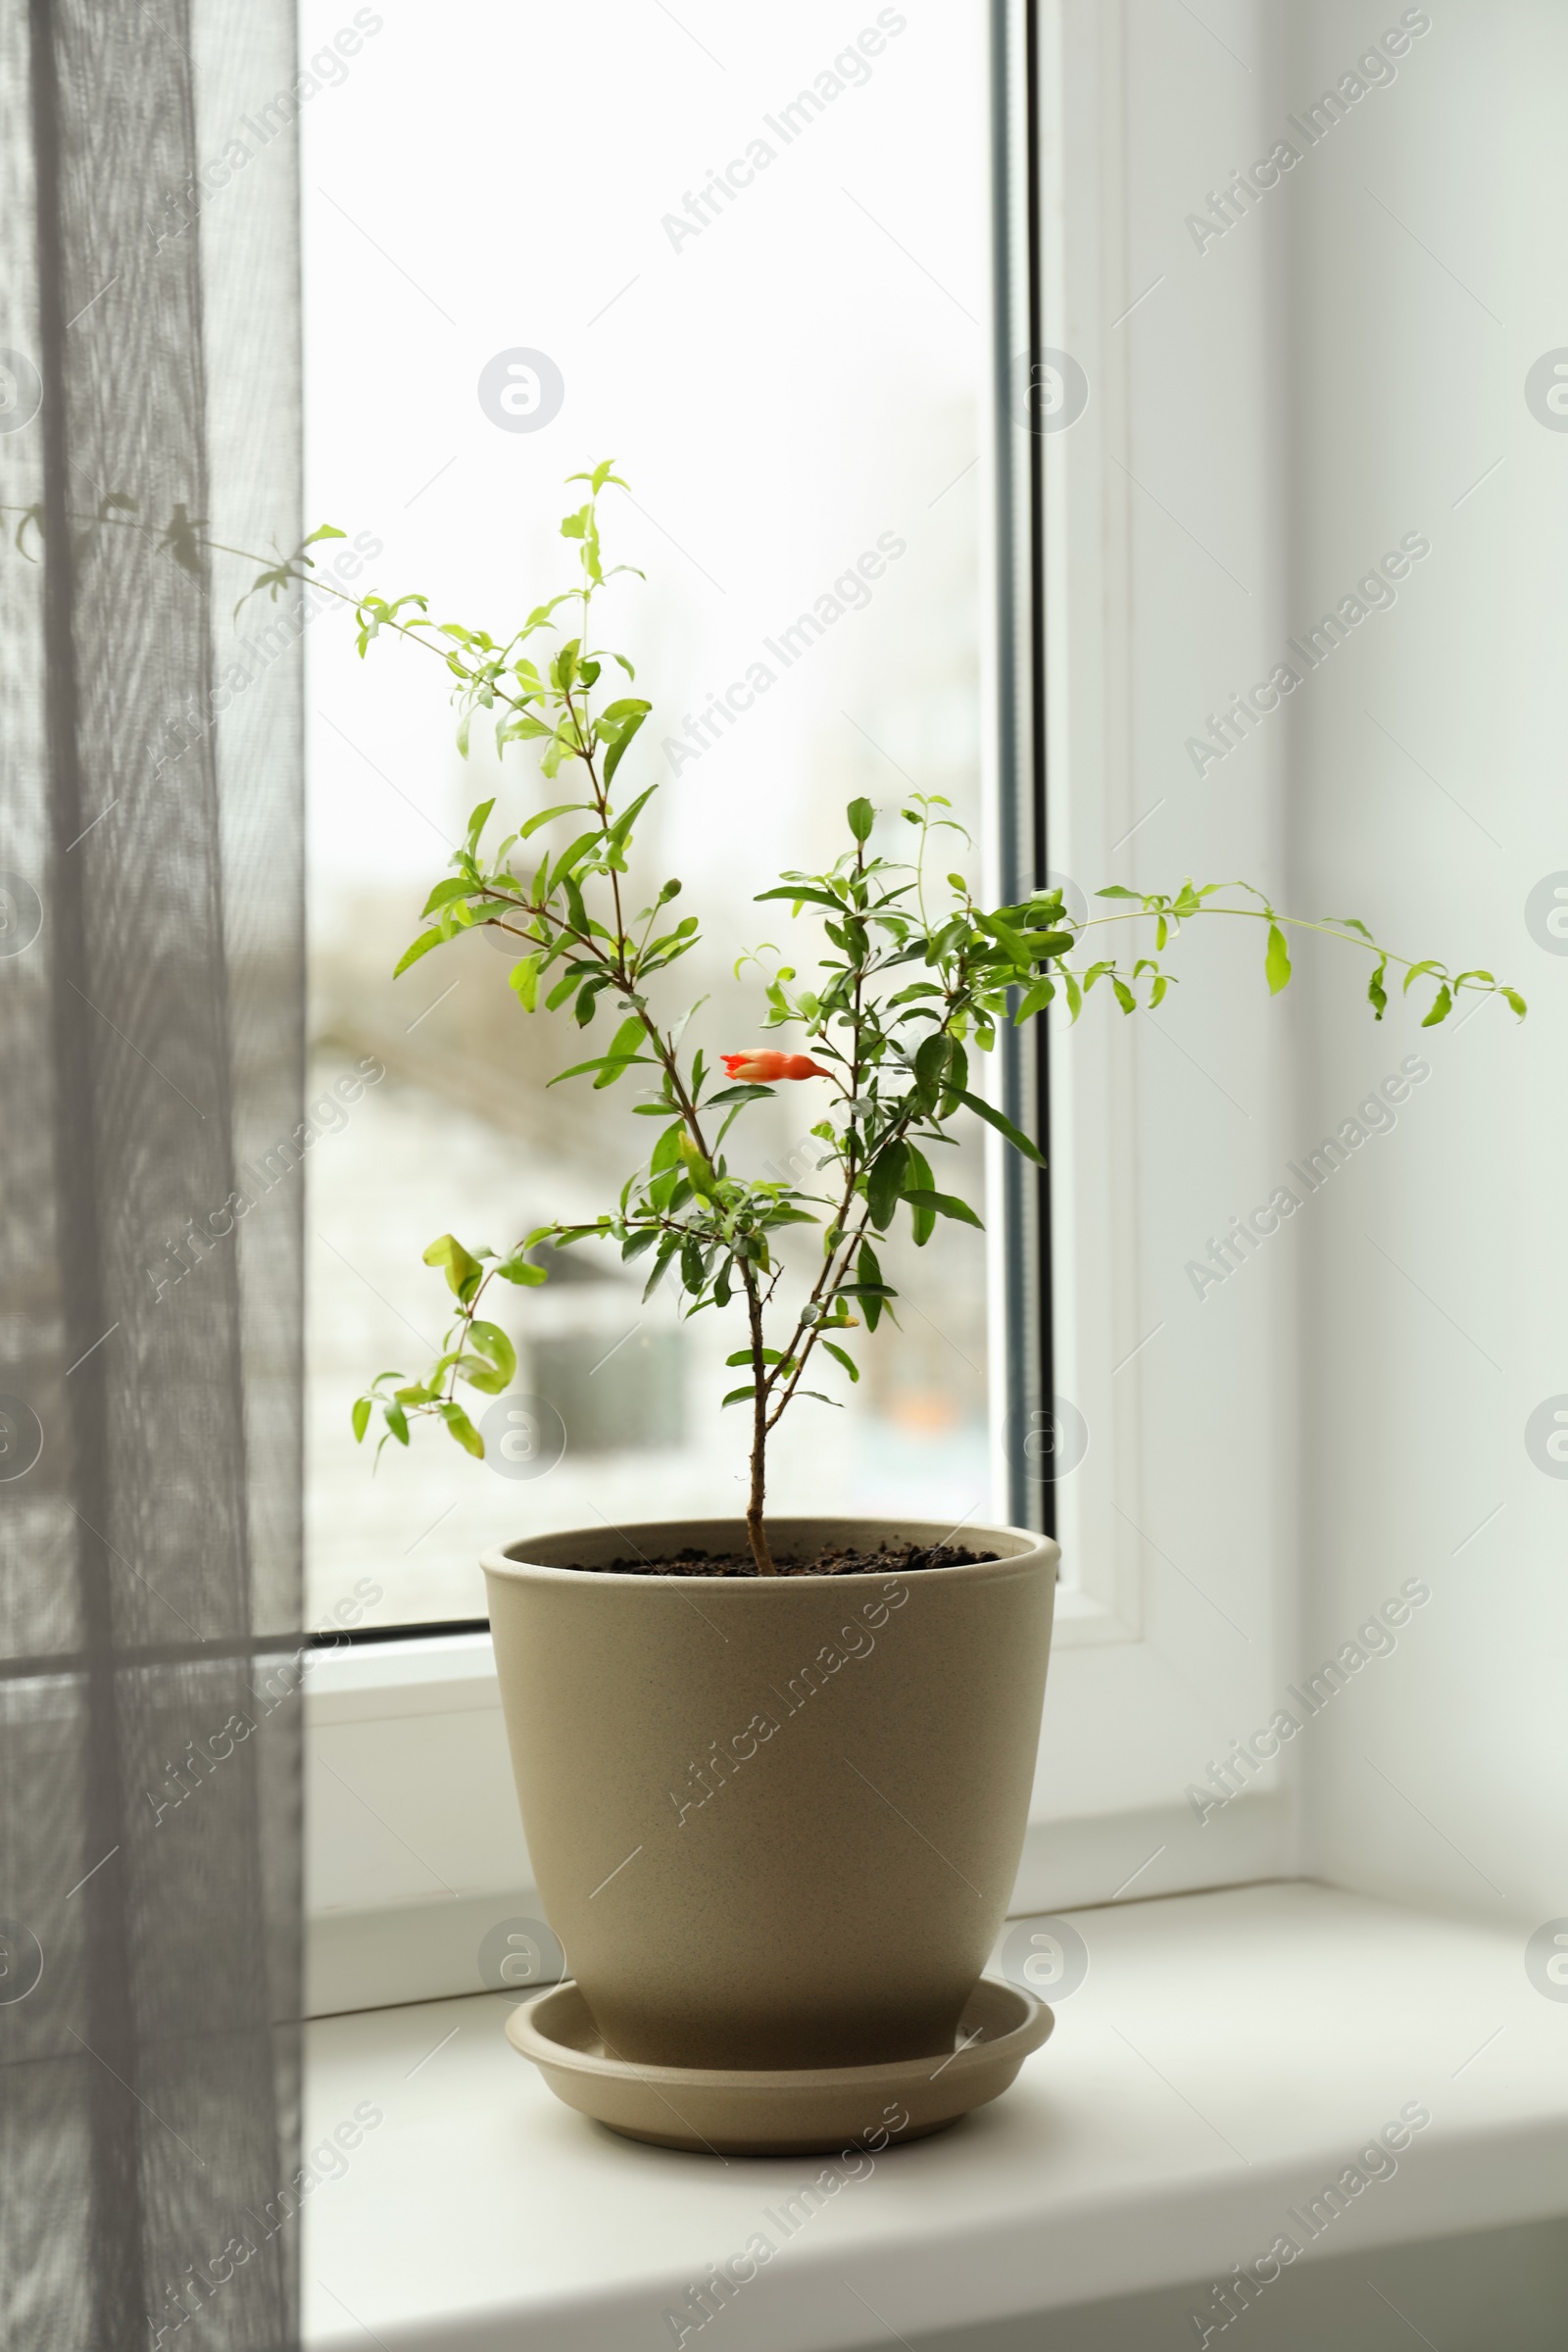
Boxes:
[495,1252,548,1286]
[858,1238,887,1333]
[821,1340,859,1384]
[754,886,847,912]
[1501,988,1528,1019]
[1111,976,1136,1015]
[955,1087,1044,1166]
[649,1119,685,1178]
[1367,956,1388,1021]
[980,909,1030,966]
[562,875,592,942]
[439,1401,484,1457]
[465,797,496,851]
[519,801,588,839]
[866,1139,909,1231]
[707,1083,775,1106]
[552,825,606,881]
[721,1386,758,1408]
[466,1320,517,1394]
[1096,885,1141,901]
[509,954,541,1010]
[549,1049,653,1087]
[393,928,444,978]
[603,707,648,790]
[903,1188,983,1229]
[847,797,875,843]
[497,712,553,751]
[603,785,657,863]
[913,1032,950,1100]
[1265,922,1292,996]
[1401,958,1442,996]
[642,1236,679,1301]
[352,1396,372,1443]
[726,1348,782,1368]
[905,1143,936,1247]
[423,1232,483,1298]
[1421,982,1452,1027]
[593,1012,647,1088]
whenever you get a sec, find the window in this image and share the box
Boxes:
[301,0,998,1633]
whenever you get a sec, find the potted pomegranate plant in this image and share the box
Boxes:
[336,465,1520,2151]
[2,468,1519,2149]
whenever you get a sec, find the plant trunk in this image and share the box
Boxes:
[744,1268,776,1575]
[746,1450,775,1576]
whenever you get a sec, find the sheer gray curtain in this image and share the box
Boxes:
[1,2,304,2345]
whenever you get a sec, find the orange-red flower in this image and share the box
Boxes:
[721,1051,831,1083]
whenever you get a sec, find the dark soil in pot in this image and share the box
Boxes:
[581,1539,1000,1578]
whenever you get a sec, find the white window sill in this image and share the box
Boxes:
[301,1881,1568,2350]
[305,1630,502,1723]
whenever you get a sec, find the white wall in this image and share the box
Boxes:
[1038,0,1567,1938]
[1283,0,1568,1929]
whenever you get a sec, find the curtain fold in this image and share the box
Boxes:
[1,3,304,2344]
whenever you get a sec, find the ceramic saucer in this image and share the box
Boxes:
[505,1975,1054,2155]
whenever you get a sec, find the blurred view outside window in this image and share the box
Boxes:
[301,3,995,1626]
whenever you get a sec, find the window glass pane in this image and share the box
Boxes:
[301,2,994,1626]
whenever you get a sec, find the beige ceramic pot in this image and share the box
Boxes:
[482,1515,1057,2072]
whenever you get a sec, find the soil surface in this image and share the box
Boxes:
[581,1541,1000,1579]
